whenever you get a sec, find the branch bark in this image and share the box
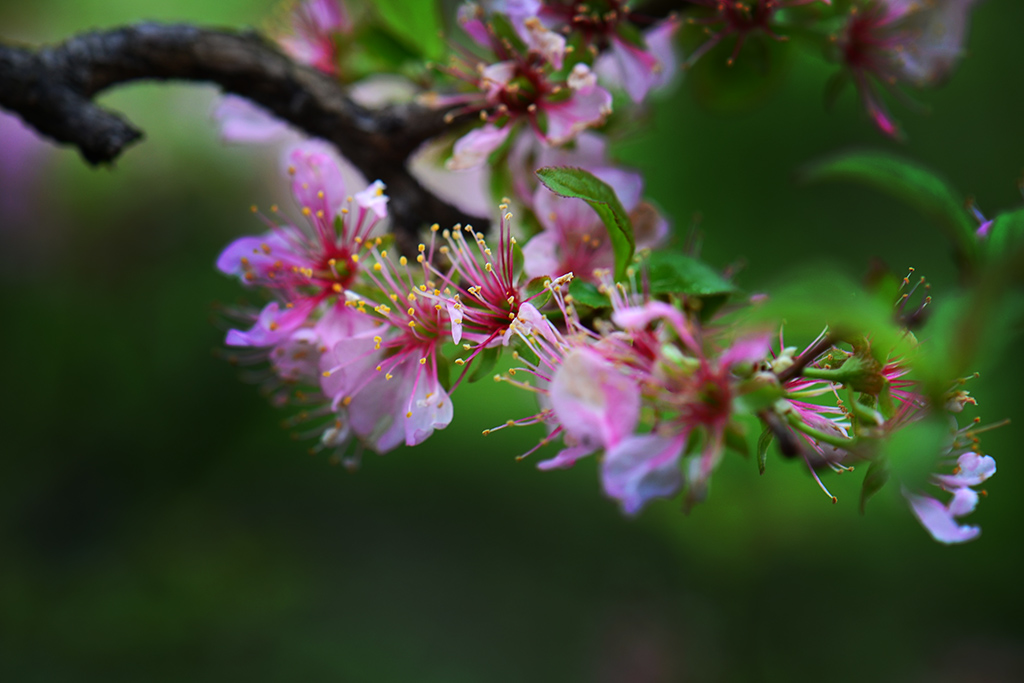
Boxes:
[0,23,479,244]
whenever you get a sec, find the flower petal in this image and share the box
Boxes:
[602,433,686,515]
[549,347,640,450]
[904,489,982,544]
[447,124,512,171]
[934,452,997,488]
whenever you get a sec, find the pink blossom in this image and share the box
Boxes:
[545,64,613,145]
[903,451,996,544]
[439,17,613,170]
[447,124,511,171]
[595,16,682,103]
[686,1,828,67]
[218,142,388,347]
[319,242,455,451]
[839,0,982,137]
[530,0,681,102]
[276,0,350,75]
[420,209,555,365]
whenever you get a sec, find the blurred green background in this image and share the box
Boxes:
[2,1,1023,681]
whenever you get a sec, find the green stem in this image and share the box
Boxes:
[801,366,855,382]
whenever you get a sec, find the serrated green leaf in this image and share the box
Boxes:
[646,251,734,296]
[535,166,635,280]
[568,279,610,309]
[801,151,978,269]
[757,427,773,475]
[859,458,890,514]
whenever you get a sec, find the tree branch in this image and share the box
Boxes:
[0,23,480,244]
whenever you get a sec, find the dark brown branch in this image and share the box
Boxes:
[775,332,837,384]
[0,23,480,243]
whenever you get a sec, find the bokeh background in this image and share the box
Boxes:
[2,1,1023,681]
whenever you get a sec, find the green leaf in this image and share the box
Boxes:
[372,0,444,59]
[489,12,527,55]
[646,251,734,297]
[644,251,734,318]
[859,459,890,515]
[732,378,784,415]
[801,151,978,269]
[882,418,949,492]
[568,279,610,309]
[467,346,501,383]
[822,71,849,112]
[535,166,635,280]
[436,351,452,392]
[757,427,773,475]
[725,421,750,458]
[984,207,1024,259]
[354,25,423,69]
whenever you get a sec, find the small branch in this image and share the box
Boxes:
[0,23,481,243]
[775,332,837,384]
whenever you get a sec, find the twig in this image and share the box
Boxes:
[775,332,837,384]
[0,23,480,244]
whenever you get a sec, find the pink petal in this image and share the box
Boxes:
[549,347,640,450]
[544,74,613,145]
[457,3,490,46]
[602,433,686,515]
[319,327,384,405]
[307,0,349,33]
[612,301,697,351]
[521,231,562,280]
[348,370,408,453]
[354,179,389,219]
[225,299,317,347]
[537,444,595,471]
[524,17,565,70]
[904,490,981,544]
[606,36,662,103]
[213,96,289,144]
[719,335,771,369]
[934,452,997,488]
[893,0,980,86]
[287,142,348,222]
[445,300,465,344]
[404,370,454,446]
[215,229,305,284]
[447,124,512,171]
[269,328,322,383]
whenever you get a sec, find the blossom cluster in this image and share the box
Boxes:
[210,0,999,545]
[217,134,999,544]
